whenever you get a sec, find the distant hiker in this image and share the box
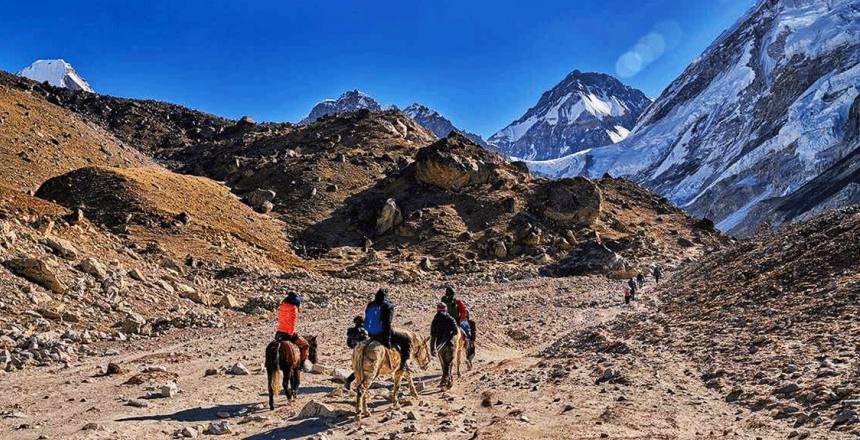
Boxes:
[636,272,645,288]
[430,303,459,357]
[653,266,662,284]
[627,278,637,301]
[441,286,459,318]
[441,286,476,358]
[364,288,412,371]
[343,316,368,390]
[275,291,311,369]
[624,286,632,305]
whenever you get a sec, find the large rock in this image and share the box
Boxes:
[540,241,627,277]
[297,400,336,419]
[414,132,522,190]
[120,312,147,335]
[244,189,276,213]
[78,257,108,280]
[42,236,79,260]
[4,258,67,293]
[375,198,403,235]
[532,177,602,227]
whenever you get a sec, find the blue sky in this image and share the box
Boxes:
[1,0,755,137]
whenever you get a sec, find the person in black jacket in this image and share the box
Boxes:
[429,303,459,357]
[365,288,412,371]
[343,316,368,390]
[627,278,638,301]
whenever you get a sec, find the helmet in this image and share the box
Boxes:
[285,291,303,306]
[445,286,456,296]
[374,288,388,302]
[436,303,447,312]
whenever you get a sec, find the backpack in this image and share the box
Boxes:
[455,299,469,321]
[364,304,384,336]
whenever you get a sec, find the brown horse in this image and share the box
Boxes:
[265,335,318,410]
[351,329,430,421]
[437,327,472,390]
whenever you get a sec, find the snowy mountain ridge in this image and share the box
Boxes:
[18,59,93,93]
[488,70,651,161]
[300,90,383,124]
[527,0,860,235]
[403,103,488,147]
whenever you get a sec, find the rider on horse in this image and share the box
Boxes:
[275,291,311,369]
[364,288,412,371]
[441,286,473,343]
[343,315,368,390]
[429,303,458,357]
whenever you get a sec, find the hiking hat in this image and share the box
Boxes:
[285,291,304,305]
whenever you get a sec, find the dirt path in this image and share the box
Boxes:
[0,276,799,439]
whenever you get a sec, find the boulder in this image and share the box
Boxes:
[176,283,210,305]
[78,257,108,280]
[297,400,336,419]
[120,312,147,335]
[414,132,518,190]
[205,421,232,435]
[540,241,626,277]
[160,382,179,398]
[227,363,250,376]
[42,236,79,260]
[4,258,67,293]
[375,198,403,235]
[493,241,508,259]
[244,189,276,213]
[218,294,240,309]
[128,268,146,282]
[532,177,602,227]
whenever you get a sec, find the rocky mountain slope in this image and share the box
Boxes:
[612,206,860,436]
[527,0,860,235]
[488,70,651,160]
[300,90,383,124]
[403,103,488,147]
[18,59,93,93]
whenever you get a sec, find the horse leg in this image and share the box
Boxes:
[392,370,402,409]
[407,371,419,398]
[360,382,371,418]
[291,369,301,399]
[267,369,276,410]
[455,343,462,379]
[283,366,292,400]
[354,383,363,422]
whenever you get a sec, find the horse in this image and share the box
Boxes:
[265,335,318,410]
[351,329,430,421]
[436,326,473,390]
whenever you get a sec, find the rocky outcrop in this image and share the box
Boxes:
[375,198,402,236]
[4,257,67,293]
[532,177,602,227]
[539,241,627,277]
[414,133,523,190]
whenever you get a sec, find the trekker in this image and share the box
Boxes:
[623,286,632,305]
[441,286,459,319]
[429,303,458,357]
[653,266,662,284]
[636,272,645,288]
[275,291,311,369]
[364,288,412,371]
[343,316,368,390]
[627,278,637,301]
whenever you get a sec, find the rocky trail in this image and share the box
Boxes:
[0,274,806,440]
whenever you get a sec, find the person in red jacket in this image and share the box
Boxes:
[275,291,310,368]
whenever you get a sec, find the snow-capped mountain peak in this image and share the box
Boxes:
[301,89,383,124]
[527,0,860,235]
[488,70,651,160]
[403,103,488,147]
[18,59,94,93]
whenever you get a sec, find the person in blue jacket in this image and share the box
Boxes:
[364,288,412,371]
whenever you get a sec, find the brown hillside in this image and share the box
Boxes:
[35,166,301,270]
[0,85,151,191]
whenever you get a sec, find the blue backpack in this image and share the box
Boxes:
[364,304,384,336]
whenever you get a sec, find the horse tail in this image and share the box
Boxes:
[267,342,282,397]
